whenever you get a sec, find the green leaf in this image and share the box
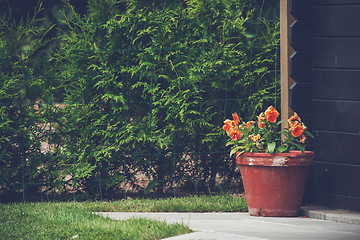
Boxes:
[267,142,276,154]
[276,145,288,153]
[304,131,315,139]
[295,144,305,155]
[275,120,283,125]
[226,141,236,147]
[229,146,245,157]
[236,151,245,158]
[230,148,237,157]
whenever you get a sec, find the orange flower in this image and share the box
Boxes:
[299,134,306,143]
[290,121,304,138]
[229,129,242,141]
[288,112,301,127]
[257,113,266,128]
[232,113,240,126]
[265,106,279,123]
[223,119,233,132]
[249,134,261,142]
[245,121,255,130]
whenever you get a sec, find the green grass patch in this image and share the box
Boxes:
[0,202,191,240]
[0,194,247,239]
[85,194,248,213]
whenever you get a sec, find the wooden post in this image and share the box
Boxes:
[280,0,290,130]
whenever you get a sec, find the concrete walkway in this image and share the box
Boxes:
[97,208,360,240]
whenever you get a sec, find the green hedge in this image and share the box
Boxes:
[0,0,279,201]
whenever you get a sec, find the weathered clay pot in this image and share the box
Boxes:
[236,151,314,217]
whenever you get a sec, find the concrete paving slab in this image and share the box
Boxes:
[96,212,360,240]
[301,206,360,225]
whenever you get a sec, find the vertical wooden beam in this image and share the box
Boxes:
[280,0,289,130]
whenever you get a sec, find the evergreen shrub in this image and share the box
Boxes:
[0,0,279,200]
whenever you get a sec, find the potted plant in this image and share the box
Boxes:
[223,106,314,217]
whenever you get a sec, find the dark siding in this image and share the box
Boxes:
[313,70,360,100]
[313,5,360,37]
[312,100,360,133]
[313,38,360,69]
[311,0,360,211]
[314,0,360,4]
[313,162,360,197]
[289,0,313,123]
[314,132,360,165]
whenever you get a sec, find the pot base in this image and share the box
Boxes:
[248,207,299,217]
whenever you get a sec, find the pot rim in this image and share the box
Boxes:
[236,150,314,167]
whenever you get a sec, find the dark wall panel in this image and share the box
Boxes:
[313,192,360,212]
[290,0,312,20]
[314,131,360,164]
[290,20,312,52]
[309,0,360,211]
[313,6,360,37]
[314,0,360,4]
[289,83,312,113]
[290,52,312,82]
[313,70,360,101]
[313,38,360,69]
[312,162,360,198]
[312,100,360,133]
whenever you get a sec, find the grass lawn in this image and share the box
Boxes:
[84,194,248,213]
[0,194,247,240]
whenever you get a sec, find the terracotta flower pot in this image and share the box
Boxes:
[236,151,314,217]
